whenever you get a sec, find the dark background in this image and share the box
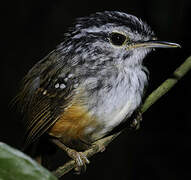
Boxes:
[1,0,191,180]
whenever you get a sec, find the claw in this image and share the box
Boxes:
[76,153,83,166]
[79,152,90,164]
[66,149,90,174]
[130,111,142,129]
[50,139,90,174]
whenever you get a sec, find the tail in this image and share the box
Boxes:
[22,135,57,168]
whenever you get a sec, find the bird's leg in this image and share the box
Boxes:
[130,109,142,130]
[51,139,90,173]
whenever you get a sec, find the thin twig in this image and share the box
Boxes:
[53,56,191,178]
[53,133,120,177]
[141,56,191,113]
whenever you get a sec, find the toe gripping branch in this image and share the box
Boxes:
[50,139,90,174]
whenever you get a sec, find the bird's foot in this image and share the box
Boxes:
[130,110,142,130]
[91,141,106,153]
[65,148,90,174]
[99,145,106,152]
[50,139,90,174]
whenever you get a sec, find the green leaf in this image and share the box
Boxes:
[0,142,57,180]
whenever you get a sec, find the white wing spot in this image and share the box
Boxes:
[43,90,47,95]
[60,83,66,89]
[55,83,60,88]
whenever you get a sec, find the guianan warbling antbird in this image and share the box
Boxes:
[16,11,180,172]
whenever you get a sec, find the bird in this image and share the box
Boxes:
[16,11,180,172]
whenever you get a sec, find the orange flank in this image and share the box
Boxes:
[49,102,98,144]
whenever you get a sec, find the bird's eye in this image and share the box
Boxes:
[109,32,127,46]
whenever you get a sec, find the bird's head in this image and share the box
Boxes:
[58,11,180,69]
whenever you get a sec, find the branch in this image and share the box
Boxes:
[141,56,191,113]
[53,56,191,178]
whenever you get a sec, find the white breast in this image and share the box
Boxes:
[85,66,148,140]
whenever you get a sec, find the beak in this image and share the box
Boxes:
[128,40,181,49]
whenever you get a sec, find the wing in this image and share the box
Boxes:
[16,50,77,149]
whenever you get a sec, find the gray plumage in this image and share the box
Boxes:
[16,11,179,149]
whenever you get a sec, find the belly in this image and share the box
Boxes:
[87,92,142,140]
[48,93,142,150]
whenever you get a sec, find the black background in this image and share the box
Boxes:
[1,0,191,180]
